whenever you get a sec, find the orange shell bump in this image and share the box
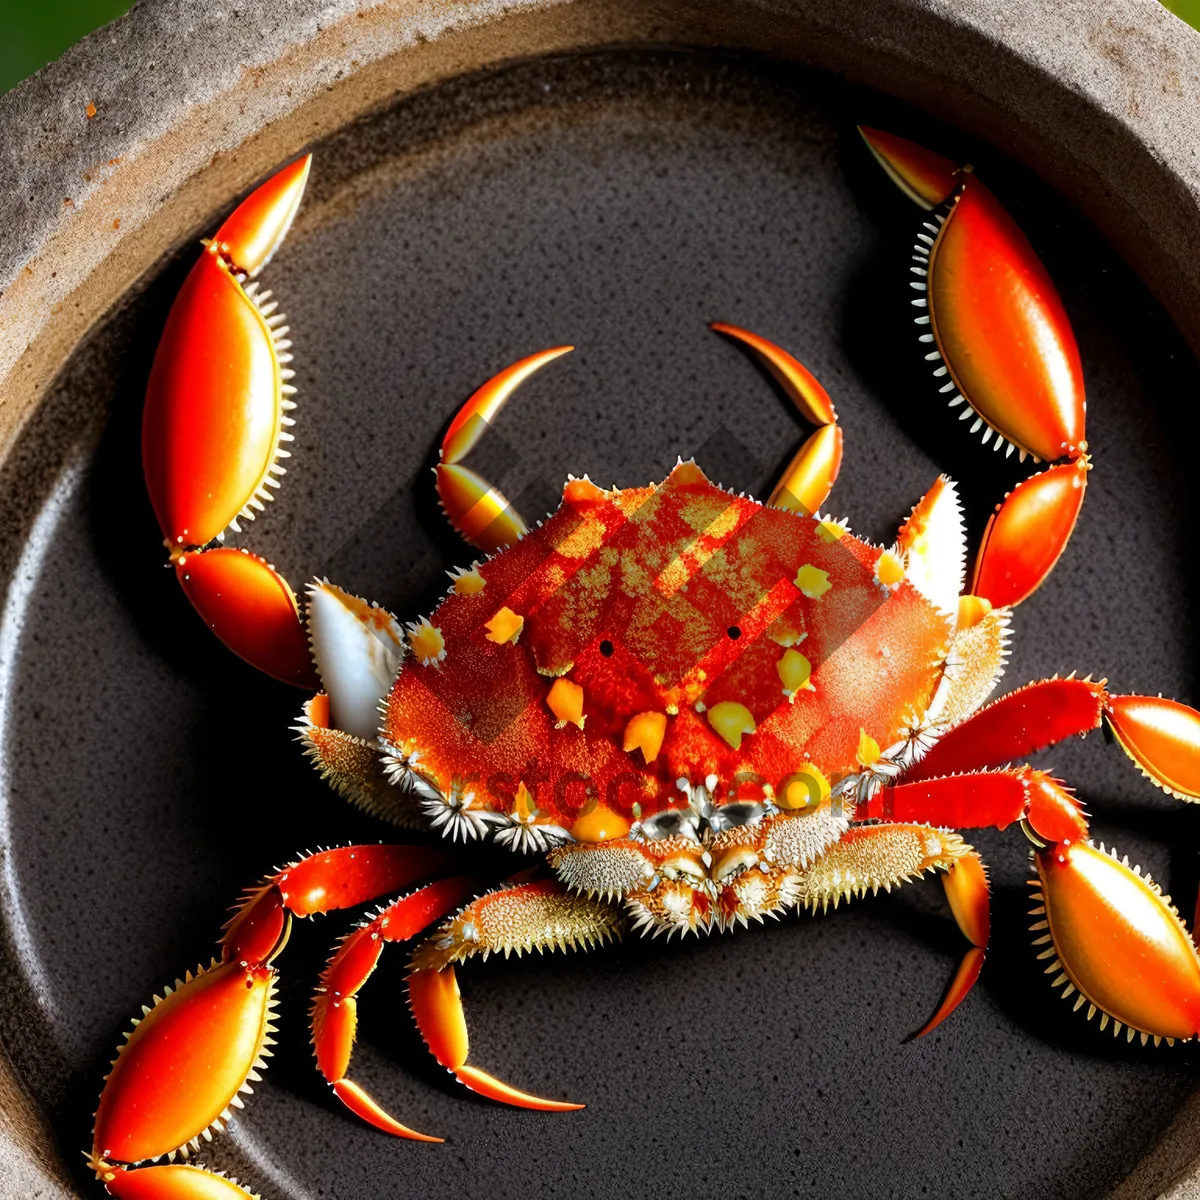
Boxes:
[93,962,274,1165]
[1036,841,1200,1041]
[1106,694,1200,802]
[143,252,282,547]
[174,547,317,688]
[971,459,1087,609]
[928,179,1086,463]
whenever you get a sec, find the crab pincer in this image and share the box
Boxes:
[142,157,315,684]
[861,127,1089,607]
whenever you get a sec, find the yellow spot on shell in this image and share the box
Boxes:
[795,564,832,599]
[484,606,524,644]
[708,701,756,750]
[957,593,993,629]
[778,764,831,810]
[817,520,847,543]
[856,728,882,767]
[571,803,632,843]
[623,711,668,763]
[547,677,585,728]
[776,648,812,694]
[408,619,445,664]
[875,549,905,588]
[454,567,486,596]
[513,782,537,819]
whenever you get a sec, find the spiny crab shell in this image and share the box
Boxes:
[381,461,947,842]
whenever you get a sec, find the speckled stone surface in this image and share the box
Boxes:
[4,44,1200,1199]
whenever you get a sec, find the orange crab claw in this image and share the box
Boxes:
[213,155,311,277]
[94,1163,259,1199]
[858,127,959,209]
[143,159,309,548]
[925,178,1086,463]
[971,458,1088,608]
[435,347,573,551]
[408,967,584,1112]
[434,462,527,553]
[767,424,844,516]
[173,547,317,688]
[92,962,275,1166]
[709,323,836,426]
[1105,694,1200,803]
[1035,840,1200,1041]
[441,346,573,465]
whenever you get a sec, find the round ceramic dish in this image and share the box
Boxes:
[4,3,1200,1197]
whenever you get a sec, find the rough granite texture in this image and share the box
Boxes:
[4,3,1200,1198]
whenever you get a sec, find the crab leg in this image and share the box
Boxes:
[908,677,1200,803]
[408,877,625,1110]
[142,156,314,684]
[435,347,573,552]
[710,322,842,516]
[91,846,456,1185]
[861,127,1090,606]
[311,875,481,1140]
[96,1162,261,1199]
[861,767,1087,844]
[795,823,987,1035]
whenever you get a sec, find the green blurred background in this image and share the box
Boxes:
[1,0,1199,94]
[2,0,133,95]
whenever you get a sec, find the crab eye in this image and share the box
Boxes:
[727,625,741,640]
[640,809,700,841]
[708,801,766,833]
[599,638,615,658]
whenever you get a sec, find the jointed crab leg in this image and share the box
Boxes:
[862,127,1090,607]
[91,846,459,1193]
[311,874,481,1140]
[861,767,1087,844]
[142,157,315,685]
[909,677,1200,803]
[408,877,624,1110]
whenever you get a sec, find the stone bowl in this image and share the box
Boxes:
[4,2,1200,1197]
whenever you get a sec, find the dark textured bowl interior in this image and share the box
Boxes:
[3,47,1200,1200]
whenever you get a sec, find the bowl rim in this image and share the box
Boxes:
[3,1,1200,1195]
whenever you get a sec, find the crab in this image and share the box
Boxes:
[87,131,1200,1200]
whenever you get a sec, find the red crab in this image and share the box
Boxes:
[89,133,1200,1200]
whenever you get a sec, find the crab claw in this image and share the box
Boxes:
[435,347,572,551]
[1105,694,1200,803]
[93,1163,260,1199]
[212,155,311,278]
[922,178,1086,464]
[173,547,317,688]
[708,323,842,514]
[971,458,1088,608]
[92,961,277,1166]
[858,127,959,209]
[408,967,584,1112]
[306,581,404,740]
[434,463,528,554]
[143,157,310,548]
[1034,840,1200,1042]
